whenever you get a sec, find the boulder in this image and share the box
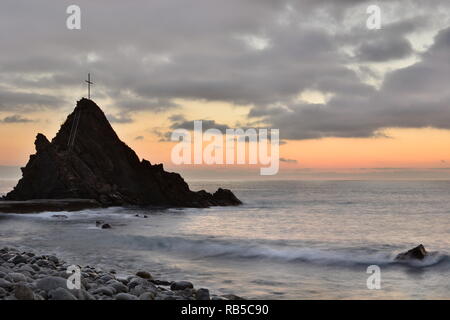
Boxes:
[115,293,138,300]
[170,281,194,291]
[48,288,77,300]
[5,98,241,208]
[395,244,428,260]
[195,288,210,300]
[35,276,68,292]
[14,284,35,300]
[136,270,152,280]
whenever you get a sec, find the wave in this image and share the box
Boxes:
[120,235,450,269]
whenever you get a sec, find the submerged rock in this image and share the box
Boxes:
[4,98,241,208]
[395,244,428,260]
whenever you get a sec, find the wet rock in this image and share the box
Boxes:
[14,284,35,300]
[196,288,210,300]
[107,280,128,293]
[72,289,95,300]
[151,279,171,286]
[101,223,112,229]
[9,255,28,265]
[35,276,68,292]
[48,288,77,300]
[47,255,59,264]
[115,293,138,300]
[130,285,150,297]
[92,286,115,296]
[9,273,27,283]
[136,270,152,279]
[139,292,155,300]
[128,277,148,289]
[396,244,429,260]
[170,281,194,291]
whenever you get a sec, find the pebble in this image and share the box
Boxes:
[0,246,240,301]
[170,281,194,291]
[48,288,77,300]
[136,270,152,279]
[115,293,138,300]
[14,284,35,300]
[196,288,210,300]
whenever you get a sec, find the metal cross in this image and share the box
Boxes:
[85,73,94,99]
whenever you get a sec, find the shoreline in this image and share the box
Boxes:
[0,246,244,300]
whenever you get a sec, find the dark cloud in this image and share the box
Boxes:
[252,27,450,140]
[170,119,231,132]
[1,115,34,123]
[0,0,449,139]
[134,135,144,141]
[355,38,414,62]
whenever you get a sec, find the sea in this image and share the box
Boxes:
[0,179,449,299]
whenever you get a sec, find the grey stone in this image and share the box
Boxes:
[9,255,28,265]
[115,293,138,300]
[136,270,152,279]
[196,288,210,300]
[107,280,128,293]
[47,255,59,264]
[35,276,68,292]
[19,265,35,274]
[9,272,28,283]
[49,287,77,300]
[139,292,155,300]
[99,274,114,283]
[92,286,115,296]
[128,277,148,289]
[0,278,13,289]
[170,281,194,291]
[30,264,40,272]
[14,284,35,300]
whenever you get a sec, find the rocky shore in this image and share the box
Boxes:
[0,247,243,301]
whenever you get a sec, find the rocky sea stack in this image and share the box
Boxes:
[4,98,241,208]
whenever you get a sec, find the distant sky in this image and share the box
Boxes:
[0,0,449,180]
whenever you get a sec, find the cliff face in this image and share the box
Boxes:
[5,98,241,207]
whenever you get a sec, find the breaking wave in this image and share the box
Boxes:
[120,235,450,269]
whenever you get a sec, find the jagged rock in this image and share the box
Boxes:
[395,244,428,260]
[5,98,241,208]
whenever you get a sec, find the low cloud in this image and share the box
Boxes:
[280,158,298,164]
[1,115,34,123]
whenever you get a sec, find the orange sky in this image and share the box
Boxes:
[1,100,449,178]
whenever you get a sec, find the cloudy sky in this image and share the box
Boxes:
[0,0,449,179]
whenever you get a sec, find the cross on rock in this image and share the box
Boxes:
[85,73,94,99]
